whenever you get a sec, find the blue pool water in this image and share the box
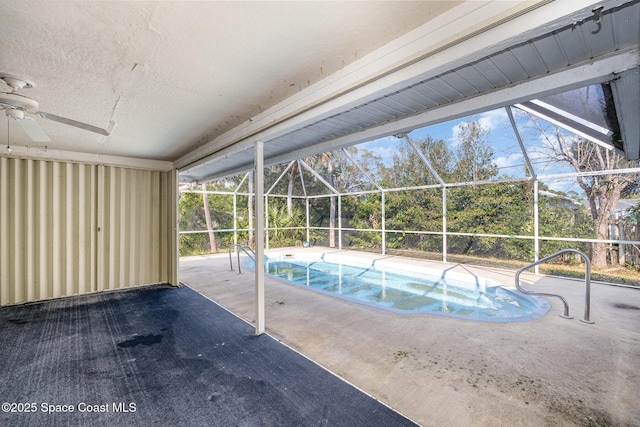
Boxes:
[256,256,549,322]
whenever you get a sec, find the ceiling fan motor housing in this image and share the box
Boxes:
[0,92,39,113]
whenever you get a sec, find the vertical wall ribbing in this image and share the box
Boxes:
[158,169,178,286]
[96,165,105,292]
[13,159,24,303]
[51,161,61,299]
[77,164,87,295]
[37,160,48,300]
[1,159,96,304]
[97,165,174,292]
[0,157,176,306]
[1,158,10,304]
[65,163,73,297]
[25,159,35,302]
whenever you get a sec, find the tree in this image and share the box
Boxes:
[534,123,640,268]
[247,172,254,246]
[178,192,208,256]
[447,119,505,256]
[328,173,336,246]
[301,152,338,246]
[286,160,299,217]
[380,136,451,252]
[178,179,242,256]
[202,184,218,253]
[453,120,497,182]
[384,136,453,186]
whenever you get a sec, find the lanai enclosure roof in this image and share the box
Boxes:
[1,2,639,306]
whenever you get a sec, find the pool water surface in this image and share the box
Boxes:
[258,256,549,322]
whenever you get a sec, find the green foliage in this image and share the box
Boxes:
[266,199,306,247]
[178,179,248,256]
[342,194,383,248]
[385,189,442,252]
[177,118,633,272]
[628,204,640,224]
[384,136,452,187]
[453,120,498,181]
[447,182,534,260]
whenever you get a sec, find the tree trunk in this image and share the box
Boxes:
[248,172,254,246]
[329,196,336,247]
[591,225,609,269]
[590,189,619,269]
[202,184,217,253]
[616,215,625,265]
[287,161,298,218]
[573,168,625,270]
[529,121,638,270]
[328,157,335,247]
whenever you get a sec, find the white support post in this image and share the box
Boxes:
[381,191,386,255]
[442,187,447,263]
[534,179,539,275]
[306,198,310,244]
[254,140,265,335]
[264,196,269,250]
[233,193,237,246]
[338,195,342,250]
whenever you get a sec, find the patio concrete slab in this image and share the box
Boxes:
[180,247,640,427]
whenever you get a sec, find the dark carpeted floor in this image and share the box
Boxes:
[0,284,417,426]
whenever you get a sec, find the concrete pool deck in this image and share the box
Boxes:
[179,247,640,427]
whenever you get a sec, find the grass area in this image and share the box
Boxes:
[386,248,640,286]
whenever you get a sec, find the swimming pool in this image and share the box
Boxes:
[255,254,549,322]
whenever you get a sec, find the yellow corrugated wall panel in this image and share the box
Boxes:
[97,165,174,291]
[0,157,97,305]
[159,168,178,285]
[0,157,177,306]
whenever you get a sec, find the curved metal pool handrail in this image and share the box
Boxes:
[515,248,593,324]
[229,244,256,274]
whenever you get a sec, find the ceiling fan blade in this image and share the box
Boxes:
[16,117,51,142]
[37,111,112,136]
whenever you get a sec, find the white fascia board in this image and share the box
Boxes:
[2,146,173,171]
[176,0,597,170]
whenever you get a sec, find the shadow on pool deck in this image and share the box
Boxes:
[180,247,640,427]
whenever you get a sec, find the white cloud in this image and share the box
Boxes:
[495,152,523,170]
[357,136,399,165]
[478,109,509,131]
[450,108,510,143]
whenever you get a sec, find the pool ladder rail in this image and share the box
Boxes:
[515,248,594,324]
[229,244,257,274]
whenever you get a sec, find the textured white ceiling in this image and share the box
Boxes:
[0,0,458,162]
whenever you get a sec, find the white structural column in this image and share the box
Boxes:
[533,179,539,275]
[264,196,269,250]
[254,140,266,335]
[338,195,343,250]
[306,199,310,244]
[381,192,386,255]
[232,194,237,245]
[442,187,447,263]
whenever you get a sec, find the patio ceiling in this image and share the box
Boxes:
[0,0,461,168]
[1,1,637,180]
[179,0,640,184]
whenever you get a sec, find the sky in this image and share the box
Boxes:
[356,107,583,195]
[249,83,635,203]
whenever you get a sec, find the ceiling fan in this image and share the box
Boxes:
[0,71,113,143]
